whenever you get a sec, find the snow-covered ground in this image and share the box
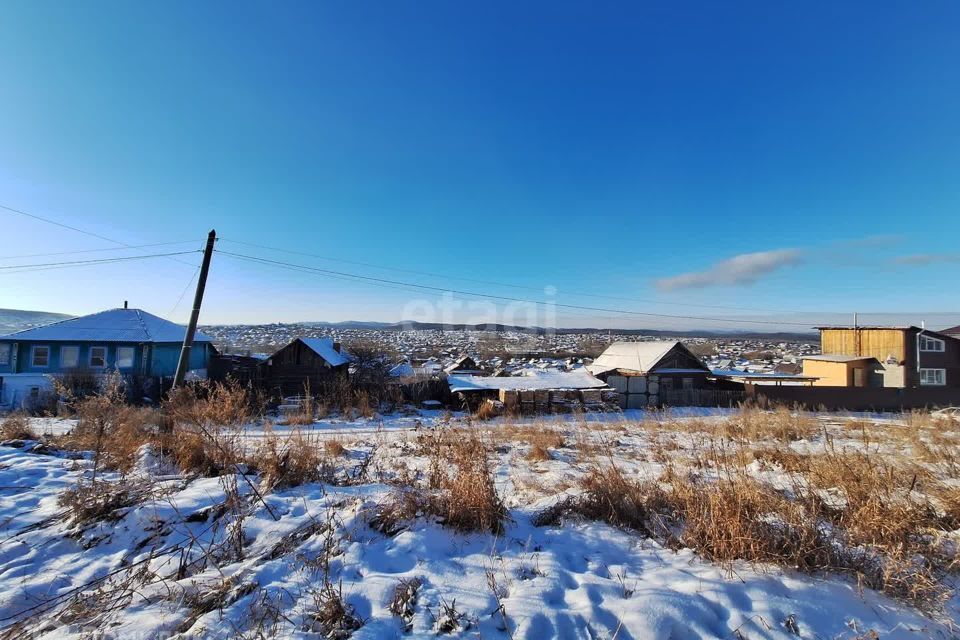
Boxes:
[1,410,957,639]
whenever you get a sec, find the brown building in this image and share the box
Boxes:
[812,326,960,388]
[260,337,350,397]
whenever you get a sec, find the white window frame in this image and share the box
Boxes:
[60,345,80,368]
[89,346,107,368]
[31,345,50,368]
[920,368,946,386]
[116,346,135,369]
[919,335,945,352]
[0,343,10,366]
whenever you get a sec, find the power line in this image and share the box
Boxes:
[0,251,201,273]
[0,240,197,261]
[0,203,197,268]
[219,238,790,314]
[217,249,818,327]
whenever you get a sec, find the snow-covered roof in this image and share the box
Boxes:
[0,308,212,343]
[389,362,415,377]
[448,370,607,393]
[587,341,701,376]
[299,337,350,366]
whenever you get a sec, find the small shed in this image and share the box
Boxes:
[587,341,713,408]
[802,354,883,387]
[261,337,350,397]
[447,370,614,414]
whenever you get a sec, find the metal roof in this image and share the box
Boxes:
[802,354,878,363]
[448,370,607,393]
[299,337,350,366]
[0,308,212,343]
[587,341,708,376]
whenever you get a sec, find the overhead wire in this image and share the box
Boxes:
[216,249,819,327]
[219,237,794,315]
[0,203,198,268]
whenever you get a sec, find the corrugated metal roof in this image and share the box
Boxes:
[0,308,212,343]
[587,341,692,376]
[299,337,350,366]
[448,370,607,393]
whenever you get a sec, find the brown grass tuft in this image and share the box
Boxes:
[0,412,36,441]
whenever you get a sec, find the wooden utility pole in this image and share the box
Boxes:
[173,229,216,389]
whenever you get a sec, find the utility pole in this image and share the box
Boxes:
[173,229,216,389]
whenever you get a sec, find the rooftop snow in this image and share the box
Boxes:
[587,341,705,376]
[448,370,607,392]
[299,337,350,366]
[0,308,212,343]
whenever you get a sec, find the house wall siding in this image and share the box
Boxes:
[0,340,209,377]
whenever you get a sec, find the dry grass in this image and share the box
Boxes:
[59,480,143,527]
[374,430,507,535]
[0,412,35,441]
[256,428,332,490]
[324,438,348,458]
[724,405,819,443]
[536,445,953,609]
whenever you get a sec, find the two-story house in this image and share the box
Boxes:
[806,326,960,388]
[0,306,214,409]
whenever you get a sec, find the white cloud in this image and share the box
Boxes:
[654,249,804,291]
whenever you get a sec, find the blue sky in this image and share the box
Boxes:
[1,1,958,330]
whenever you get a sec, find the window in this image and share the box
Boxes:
[920,368,946,386]
[0,343,9,366]
[920,335,945,352]
[31,345,50,368]
[116,347,135,369]
[89,346,107,368]
[61,346,79,368]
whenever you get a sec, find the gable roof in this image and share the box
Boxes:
[942,325,960,337]
[298,337,350,367]
[587,341,710,376]
[0,308,212,343]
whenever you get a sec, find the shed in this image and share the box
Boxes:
[447,370,613,413]
[802,354,884,387]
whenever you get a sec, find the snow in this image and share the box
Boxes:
[448,370,608,392]
[299,337,350,367]
[0,411,957,638]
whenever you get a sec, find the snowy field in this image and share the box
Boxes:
[1,408,958,639]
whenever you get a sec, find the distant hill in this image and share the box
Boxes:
[297,319,818,341]
[0,309,73,335]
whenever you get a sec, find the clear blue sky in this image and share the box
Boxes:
[1,1,958,330]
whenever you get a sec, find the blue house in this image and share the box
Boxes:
[0,307,214,409]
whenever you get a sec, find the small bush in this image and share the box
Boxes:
[0,412,35,441]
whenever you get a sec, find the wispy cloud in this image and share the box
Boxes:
[893,254,960,266]
[654,249,804,291]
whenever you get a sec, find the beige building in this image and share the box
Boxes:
[802,354,882,387]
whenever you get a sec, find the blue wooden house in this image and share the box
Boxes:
[0,307,214,409]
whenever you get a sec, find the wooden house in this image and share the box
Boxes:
[814,326,960,388]
[0,306,213,409]
[260,337,349,398]
[587,341,713,408]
